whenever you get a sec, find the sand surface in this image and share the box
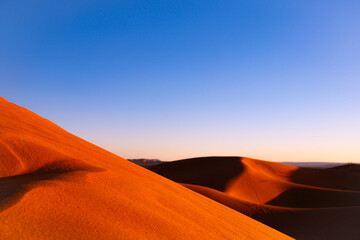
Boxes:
[149,156,360,240]
[0,97,291,239]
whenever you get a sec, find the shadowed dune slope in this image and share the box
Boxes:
[149,156,360,240]
[330,163,360,173]
[0,97,291,240]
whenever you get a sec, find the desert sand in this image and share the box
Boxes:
[149,156,360,240]
[0,97,291,239]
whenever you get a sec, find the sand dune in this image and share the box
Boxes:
[149,156,360,240]
[127,158,163,167]
[279,162,345,168]
[0,97,291,239]
[330,163,360,173]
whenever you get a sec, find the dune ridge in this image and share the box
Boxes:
[149,156,360,240]
[0,97,291,239]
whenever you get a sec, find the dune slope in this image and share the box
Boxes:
[0,97,291,239]
[149,156,360,240]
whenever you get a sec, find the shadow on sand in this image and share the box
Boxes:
[0,160,104,212]
[149,156,244,191]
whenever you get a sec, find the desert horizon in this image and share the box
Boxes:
[2,1,359,239]
[1,96,359,239]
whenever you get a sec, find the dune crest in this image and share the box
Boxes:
[0,97,291,239]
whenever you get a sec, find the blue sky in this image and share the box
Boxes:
[1,0,360,162]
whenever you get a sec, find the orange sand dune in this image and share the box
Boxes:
[0,97,291,239]
[149,156,360,239]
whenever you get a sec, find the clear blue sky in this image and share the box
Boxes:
[1,1,359,162]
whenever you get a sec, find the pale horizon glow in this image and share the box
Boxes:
[1,1,360,163]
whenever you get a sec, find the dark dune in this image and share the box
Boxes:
[148,156,244,191]
[330,163,360,173]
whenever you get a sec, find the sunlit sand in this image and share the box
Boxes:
[0,97,291,239]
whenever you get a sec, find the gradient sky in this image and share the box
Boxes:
[1,1,360,162]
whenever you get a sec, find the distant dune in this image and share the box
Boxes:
[0,97,291,240]
[149,156,360,240]
[279,162,346,168]
[127,158,163,167]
